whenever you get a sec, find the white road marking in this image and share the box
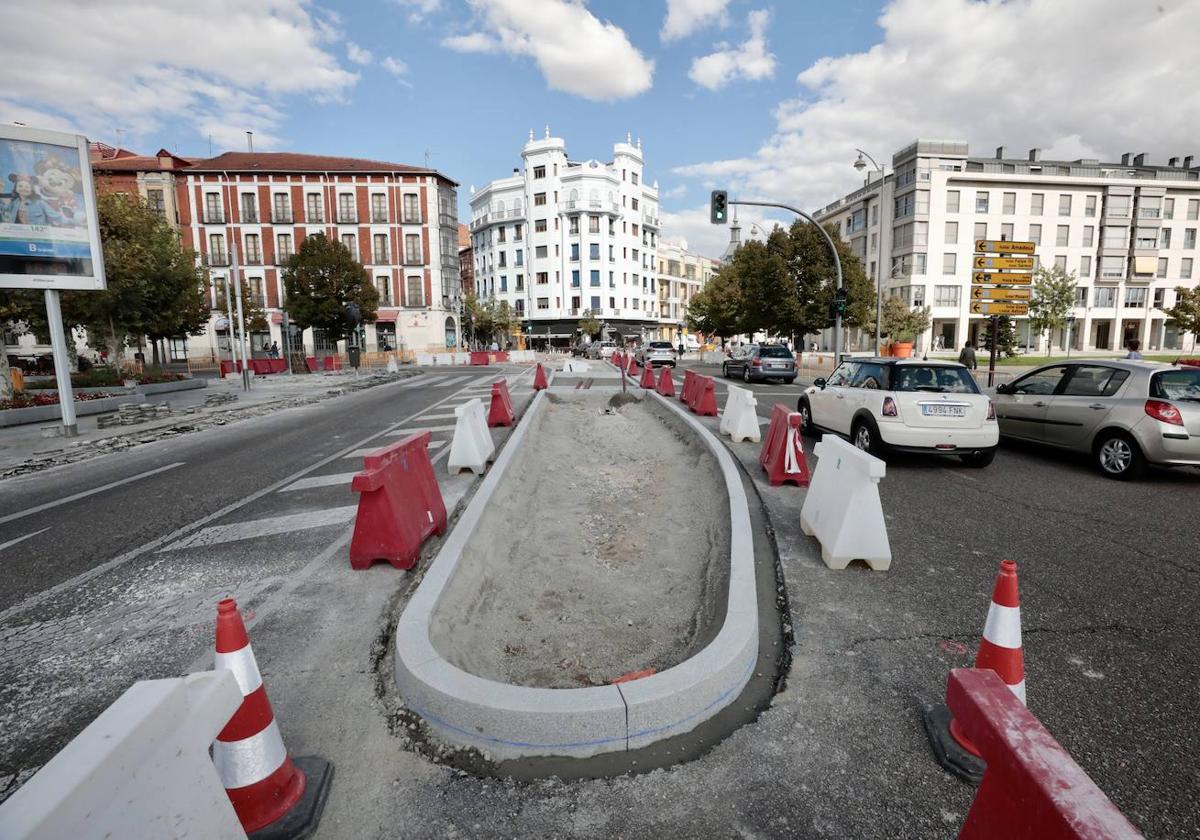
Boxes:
[386,425,456,436]
[0,527,50,553]
[280,472,360,492]
[398,375,448,388]
[342,439,446,459]
[412,412,457,420]
[0,462,185,526]
[159,506,359,552]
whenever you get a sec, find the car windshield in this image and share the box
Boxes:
[1151,369,1200,401]
[892,365,979,394]
[758,346,792,358]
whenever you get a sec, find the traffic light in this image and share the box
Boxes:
[833,287,848,316]
[710,190,728,225]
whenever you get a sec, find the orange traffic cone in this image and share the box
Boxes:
[923,560,1026,783]
[212,598,333,836]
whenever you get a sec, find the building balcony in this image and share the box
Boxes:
[335,212,358,224]
[205,253,230,267]
[643,213,660,228]
[244,255,263,266]
[403,214,425,225]
[371,213,389,224]
[271,211,294,224]
[202,213,226,224]
[403,255,424,266]
[373,253,390,265]
[242,212,259,224]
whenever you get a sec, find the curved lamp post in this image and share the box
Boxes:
[854,148,886,355]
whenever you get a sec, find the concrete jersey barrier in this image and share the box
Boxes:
[800,434,892,570]
[719,384,761,443]
[0,671,246,839]
[447,398,496,476]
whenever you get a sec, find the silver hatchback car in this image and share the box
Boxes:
[992,360,1200,479]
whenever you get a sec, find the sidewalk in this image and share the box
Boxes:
[0,369,418,477]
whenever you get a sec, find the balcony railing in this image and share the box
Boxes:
[206,253,230,267]
[371,213,389,223]
[336,212,358,224]
[373,253,390,265]
[403,253,424,266]
[1138,208,1161,219]
[304,211,323,223]
[272,211,293,224]
[202,212,225,224]
[242,211,259,223]
[244,255,263,265]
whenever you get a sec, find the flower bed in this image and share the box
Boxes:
[1178,358,1200,367]
[0,391,119,410]
[24,368,186,389]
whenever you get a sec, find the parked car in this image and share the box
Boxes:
[722,344,797,384]
[992,360,1200,479]
[636,340,678,368]
[571,342,590,357]
[587,341,616,360]
[797,358,998,466]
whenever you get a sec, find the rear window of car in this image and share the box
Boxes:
[758,345,793,359]
[648,341,673,349]
[891,365,979,394]
[1151,369,1200,401]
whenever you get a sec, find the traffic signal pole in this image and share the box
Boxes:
[727,199,845,365]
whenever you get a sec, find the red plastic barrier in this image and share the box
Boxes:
[611,351,622,368]
[533,363,549,390]
[656,366,676,397]
[269,359,287,374]
[349,431,447,570]
[493,351,509,363]
[322,355,340,371]
[949,668,1142,840]
[219,360,236,376]
[250,359,270,375]
[470,351,491,366]
[639,364,656,388]
[759,403,810,487]
[488,379,515,427]
[681,369,697,403]
[688,374,718,416]
[305,356,317,373]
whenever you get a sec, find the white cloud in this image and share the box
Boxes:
[392,0,444,24]
[346,41,374,65]
[661,0,731,42]
[662,184,688,199]
[660,202,790,261]
[0,0,357,153]
[442,0,654,101]
[675,0,1200,214]
[688,9,777,91]
[381,56,413,88]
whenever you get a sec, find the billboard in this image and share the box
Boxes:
[0,125,106,290]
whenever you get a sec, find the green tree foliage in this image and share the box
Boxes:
[214,277,269,333]
[576,308,600,339]
[1164,284,1200,352]
[979,314,1019,358]
[686,265,742,341]
[878,296,932,343]
[1028,265,1077,355]
[281,234,377,343]
[0,289,44,400]
[463,292,514,345]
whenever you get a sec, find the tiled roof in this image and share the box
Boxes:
[188,151,454,183]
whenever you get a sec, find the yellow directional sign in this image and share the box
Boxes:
[975,239,1036,254]
[972,271,1033,285]
[971,301,1030,316]
[971,285,1032,301]
[973,255,1035,271]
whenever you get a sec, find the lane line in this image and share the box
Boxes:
[0,528,50,553]
[386,424,456,436]
[411,412,457,421]
[398,375,448,389]
[279,472,360,492]
[160,506,359,551]
[0,462,185,527]
[0,371,503,623]
[342,439,446,459]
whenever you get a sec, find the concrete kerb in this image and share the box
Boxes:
[392,385,759,762]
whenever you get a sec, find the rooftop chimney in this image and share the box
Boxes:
[246,131,253,153]
[1169,157,1180,167]
[1133,152,1148,166]
[1028,148,1041,162]
[1185,155,1195,169]
[995,146,1007,159]
[1120,153,1132,165]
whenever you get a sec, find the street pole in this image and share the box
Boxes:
[730,199,844,364]
[230,243,250,391]
[44,290,78,437]
[987,315,998,388]
[221,276,237,374]
[853,150,886,356]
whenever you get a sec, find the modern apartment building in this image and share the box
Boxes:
[815,139,1200,353]
[179,152,462,360]
[468,129,661,346]
[655,240,720,342]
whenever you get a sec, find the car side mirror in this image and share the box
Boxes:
[813,377,826,389]
[995,383,1012,395]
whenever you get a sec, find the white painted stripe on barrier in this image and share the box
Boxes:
[212,719,288,789]
[279,472,359,492]
[1008,678,1027,705]
[982,603,1022,649]
[159,506,358,551]
[386,425,456,435]
[214,646,263,696]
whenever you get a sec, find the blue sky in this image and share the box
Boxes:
[3,0,1198,257]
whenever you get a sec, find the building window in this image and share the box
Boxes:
[406,276,424,307]
[397,194,417,223]
[942,253,956,275]
[273,193,291,222]
[145,188,165,217]
[631,198,639,211]
[975,191,989,213]
[534,245,548,259]
[631,172,639,186]
[1157,257,1169,278]
[1188,199,1200,220]
[1100,255,1124,278]
[341,233,356,255]
[337,194,356,223]
[536,272,548,284]
[1075,287,1088,307]
[894,193,916,218]
[974,221,987,241]
[536,297,549,310]
[571,270,580,287]
[589,215,600,233]
[1029,224,1041,245]
[405,234,421,264]
[1153,288,1166,309]
[1084,195,1097,217]
[208,233,226,263]
[499,276,507,292]
[1185,228,1197,249]
[1056,225,1070,247]
[1183,257,1194,279]
[371,194,388,223]
[1083,225,1094,247]
[515,299,525,316]
[306,194,323,223]
[1054,255,1067,272]
[534,192,547,206]
[534,219,547,233]
[1095,286,1115,307]
[498,251,507,268]
[946,190,960,213]
[1134,228,1159,249]
[1124,287,1147,308]
[276,234,293,262]
[376,276,391,305]
[590,270,600,286]
[372,234,389,264]
[1079,255,1091,277]
[533,165,545,179]
[240,193,257,223]
[515,274,524,291]
[204,193,223,223]
[589,243,600,259]
[1107,195,1132,218]
[1056,194,1070,217]
[934,285,959,306]
[1103,226,1126,248]
[1002,192,1016,214]
[1001,222,1014,241]
[244,234,261,264]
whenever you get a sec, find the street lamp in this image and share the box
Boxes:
[853,148,886,355]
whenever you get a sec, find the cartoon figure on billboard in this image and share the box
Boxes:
[34,156,83,224]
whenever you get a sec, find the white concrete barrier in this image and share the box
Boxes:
[563,359,591,373]
[454,352,471,365]
[0,671,246,839]
[447,398,495,476]
[719,384,761,443]
[415,352,434,366]
[386,356,399,373]
[799,435,891,570]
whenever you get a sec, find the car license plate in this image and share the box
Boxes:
[922,404,965,417]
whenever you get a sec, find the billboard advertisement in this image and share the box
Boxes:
[0,125,106,290]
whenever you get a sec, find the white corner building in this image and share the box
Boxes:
[815,139,1200,354]
[469,129,661,346]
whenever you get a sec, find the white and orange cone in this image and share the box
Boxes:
[212,598,309,834]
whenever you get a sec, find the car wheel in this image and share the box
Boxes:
[722,363,729,378]
[1094,431,1146,480]
[797,397,817,438]
[851,418,883,458]
[742,366,751,383]
[959,449,996,468]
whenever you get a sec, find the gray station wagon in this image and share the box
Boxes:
[992,360,1200,479]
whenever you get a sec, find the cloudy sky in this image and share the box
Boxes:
[2,0,1197,256]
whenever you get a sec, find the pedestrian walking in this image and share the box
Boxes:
[1124,339,1143,360]
[958,342,978,370]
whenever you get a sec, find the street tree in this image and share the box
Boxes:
[771,220,874,343]
[686,266,742,345]
[878,296,932,347]
[282,234,378,344]
[732,238,795,340]
[1164,284,1200,352]
[979,314,1019,357]
[463,293,514,346]
[1028,265,1076,355]
[577,308,600,340]
[0,289,44,401]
